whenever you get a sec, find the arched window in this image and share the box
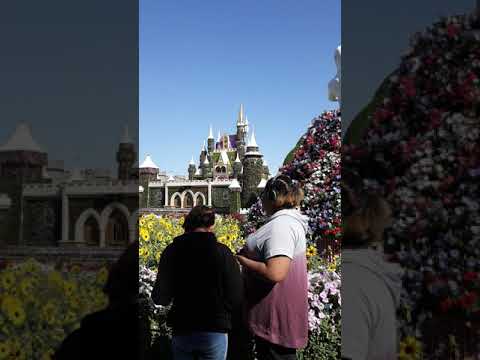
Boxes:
[105,209,129,246]
[173,195,182,208]
[195,194,204,206]
[84,216,100,246]
[184,193,194,208]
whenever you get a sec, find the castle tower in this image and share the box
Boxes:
[188,156,196,180]
[199,141,207,167]
[228,178,242,214]
[233,152,242,179]
[207,125,215,153]
[236,104,248,160]
[139,154,159,207]
[201,156,211,178]
[0,123,48,183]
[262,158,270,179]
[241,128,264,207]
[117,124,136,181]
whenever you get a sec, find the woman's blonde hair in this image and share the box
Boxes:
[263,174,304,211]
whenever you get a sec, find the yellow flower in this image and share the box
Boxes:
[399,336,422,360]
[0,271,15,290]
[41,302,58,325]
[20,278,35,296]
[1,295,26,327]
[96,267,109,285]
[140,229,150,241]
[63,311,77,325]
[306,245,317,258]
[63,280,78,298]
[139,218,146,226]
[0,340,10,359]
[47,270,64,289]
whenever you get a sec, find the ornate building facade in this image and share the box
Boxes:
[140,105,270,214]
[0,123,138,260]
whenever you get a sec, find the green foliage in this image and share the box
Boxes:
[297,321,341,360]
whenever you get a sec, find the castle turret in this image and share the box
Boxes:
[207,125,215,153]
[228,178,242,214]
[0,123,48,183]
[201,156,211,178]
[262,159,270,179]
[233,152,242,178]
[236,104,248,159]
[241,128,264,207]
[188,156,196,180]
[117,124,136,181]
[139,154,159,207]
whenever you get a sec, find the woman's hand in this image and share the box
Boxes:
[236,255,291,283]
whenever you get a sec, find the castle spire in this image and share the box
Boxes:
[247,127,258,147]
[235,152,241,163]
[189,156,195,166]
[237,104,246,125]
[208,125,214,139]
[121,124,132,144]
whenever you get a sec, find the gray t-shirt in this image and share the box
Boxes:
[342,249,403,360]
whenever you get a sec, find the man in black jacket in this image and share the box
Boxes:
[152,206,243,360]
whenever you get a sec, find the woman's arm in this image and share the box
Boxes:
[236,254,291,283]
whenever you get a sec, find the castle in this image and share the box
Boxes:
[0,123,138,261]
[140,104,270,214]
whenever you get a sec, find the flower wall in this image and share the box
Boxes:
[343,13,480,358]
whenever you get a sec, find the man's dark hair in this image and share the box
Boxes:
[183,205,215,232]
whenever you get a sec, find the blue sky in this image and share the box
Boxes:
[140,0,340,175]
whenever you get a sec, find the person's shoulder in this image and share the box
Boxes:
[216,242,234,255]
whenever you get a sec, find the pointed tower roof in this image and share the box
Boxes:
[189,156,195,166]
[229,178,241,190]
[203,156,210,165]
[121,124,132,144]
[0,123,45,153]
[237,104,246,125]
[234,153,241,163]
[220,150,230,165]
[257,178,267,189]
[139,154,159,169]
[208,125,214,139]
[202,140,207,152]
[247,128,258,147]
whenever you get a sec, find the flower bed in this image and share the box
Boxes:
[139,213,341,360]
[0,259,109,359]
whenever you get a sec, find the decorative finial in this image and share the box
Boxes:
[189,156,195,166]
[208,125,214,139]
[237,104,246,125]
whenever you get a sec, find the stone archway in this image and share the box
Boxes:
[170,192,182,208]
[100,203,131,247]
[75,208,103,245]
[194,192,206,206]
[183,190,195,208]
